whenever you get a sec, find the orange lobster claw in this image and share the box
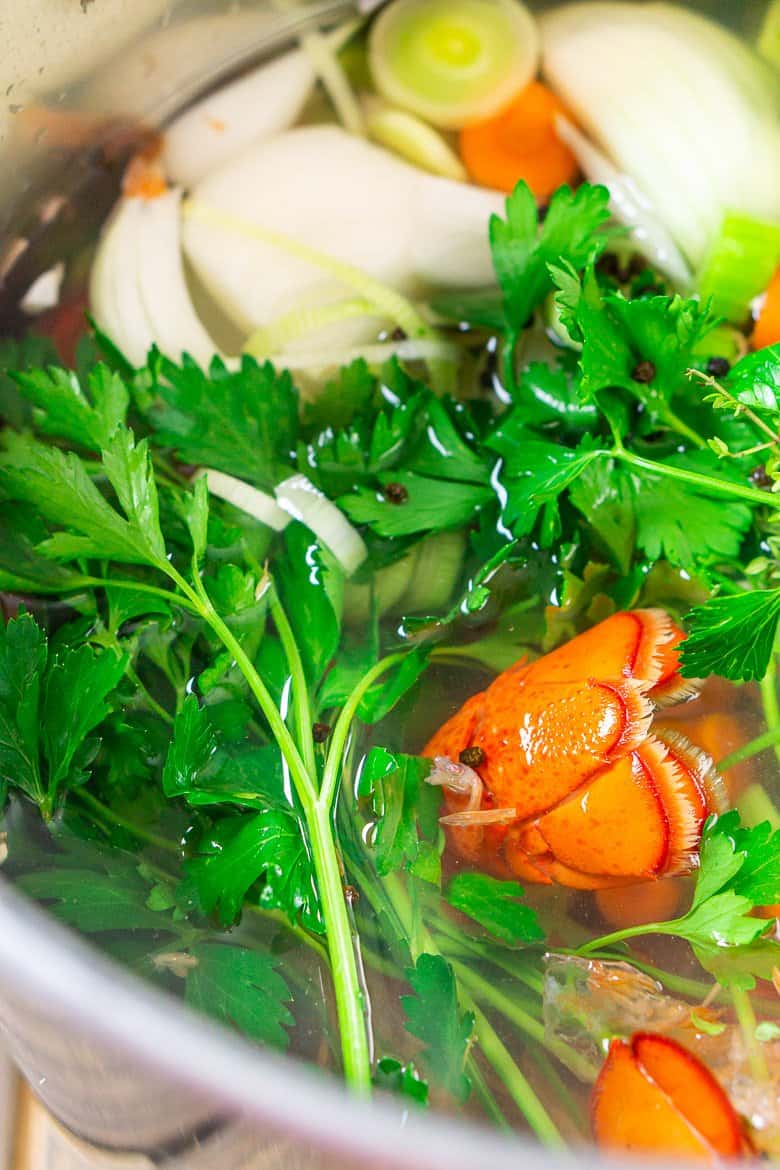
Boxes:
[423,610,725,888]
[592,1033,750,1160]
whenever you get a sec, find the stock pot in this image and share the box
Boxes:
[0,2,731,1166]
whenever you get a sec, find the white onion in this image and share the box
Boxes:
[202,469,291,532]
[555,117,691,288]
[181,125,503,351]
[275,473,367,576]
[540,3,780,269]
[163,49,317,189]
[90,188,219,369]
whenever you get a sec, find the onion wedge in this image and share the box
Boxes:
[90,187,219,368]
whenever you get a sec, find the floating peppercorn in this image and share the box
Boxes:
[384,482,409,504]
[459,746,486,767]
[631,360,656,384]
[706,356,731,378]
[312,722,331,743]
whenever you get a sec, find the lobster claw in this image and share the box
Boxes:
[592,1033,751,1160]
[423,610,726,889]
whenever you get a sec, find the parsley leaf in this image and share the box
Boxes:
[554,265,720,411]
[0,613,125,815]
[681,590,780,682]
[375,1057,429,1106]
[630,455,752,572]
[185,942,294,1048]
[18,860,175,934]
[341,472,493,537]
[186,810,323,933]
[162,695,217,801]
[0,429,166,568]
[402,953,475,1101]
[725,344,780,415]
[446,874,544,946]
[491,182,611,333]
[147,352,298,490]
[488,429,602,535]
[359,748,442,883]
[11,362,129,450]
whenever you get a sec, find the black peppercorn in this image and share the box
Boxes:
[384,482,409,504]
[706,356,731,378]
[459,746,486,767]
[312,722,331,743]
[632,360,656,384]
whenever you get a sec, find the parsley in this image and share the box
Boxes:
[146,352,298,490]
[446,874,544,947]
[185,942,294,1048]
[580,812,780,990]
[402,953,475,1101]
[0,614,126,817]
[185,809,323,933]
[681,590,780,682]
[491,183,611,336]
[359,748,442,883]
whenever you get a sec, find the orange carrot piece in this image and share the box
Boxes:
[753,266,780,350]
[592,1033,748,1161]
[459,81,579,201]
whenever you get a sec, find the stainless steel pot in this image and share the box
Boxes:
[0,3,755,1167]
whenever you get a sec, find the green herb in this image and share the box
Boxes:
[446,874,544,947]
[402,953,475,1101]
[185,941,294,1048]
[580,812,780,989]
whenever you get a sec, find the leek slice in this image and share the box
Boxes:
[759,0,780,70]
[343,548,419,625]
[401,530,466,612]
[697,212,780,325]
[369,0,539,130]
[362,98,468,182]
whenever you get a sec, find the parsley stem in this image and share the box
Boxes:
[75,789,180,856]
[320,652,406,811]
[719,725,780,772]
[308,798,372,1094]
[467,1056,512,1131]
[268,586,318,779]
[466,1000,564,1147]
[85,576,198,614]
[731,987,768,1082]
[612,448,780,510]
[159,565,373,1095]
[576,920,673,956]
[451,959,596,1083]
[760,657,780,768]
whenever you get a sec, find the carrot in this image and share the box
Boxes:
[753,265,780,350]
[459,81,579,201]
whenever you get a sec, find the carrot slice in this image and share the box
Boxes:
[592,1034,747,1160]
[753,266,780,350]
[459,81,579,200]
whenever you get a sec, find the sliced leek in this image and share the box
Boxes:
[202,469,291,532]
[369,0,539,129]
[362,98,468,182]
